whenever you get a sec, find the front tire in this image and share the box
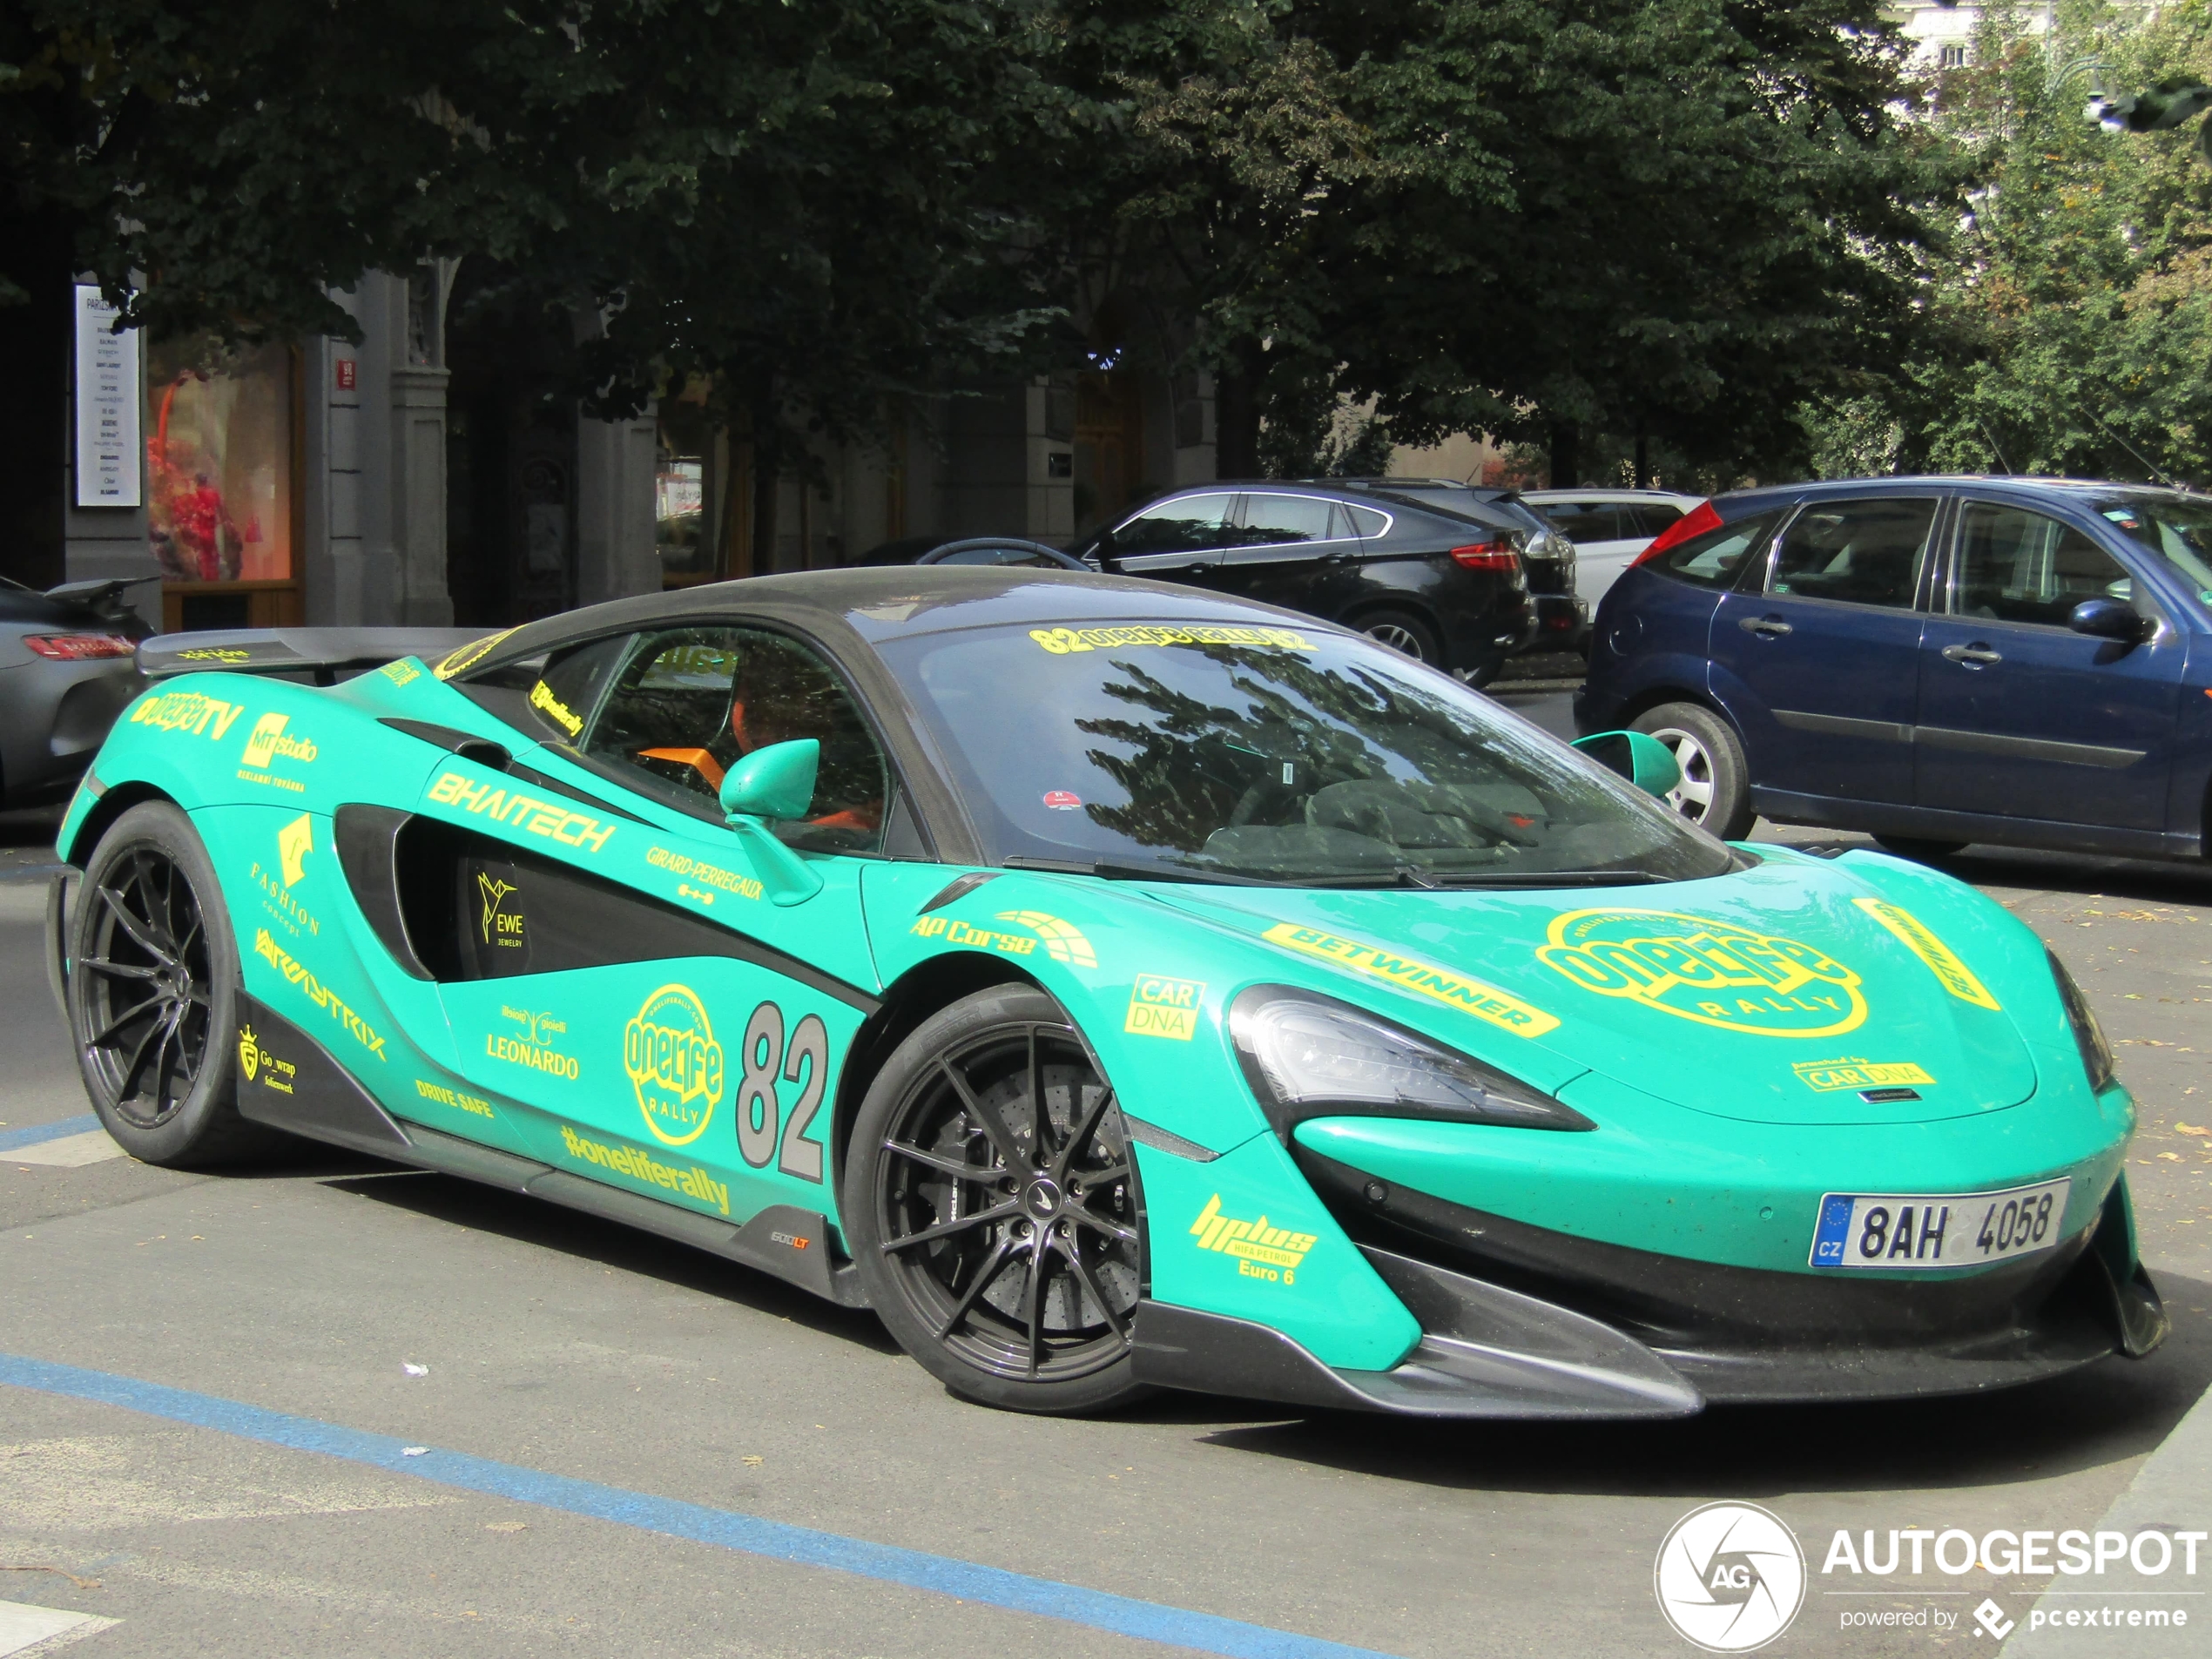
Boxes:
[1629,701,1755,840]
[66,800,281,1168]
[846,986,1147,1414]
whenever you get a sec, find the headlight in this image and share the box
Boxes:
[1228,987,1594,1137]
[2047,949,2117,1092]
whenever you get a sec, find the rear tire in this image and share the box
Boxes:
[1629,702,1754,840]
[1357,609,1443,666]
[846,986,1147,1414]
[1871,835,1967,860]
[66,800,284,1168]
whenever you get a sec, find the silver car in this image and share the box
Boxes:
[0,578,153,807]
[1521,488,1705,625]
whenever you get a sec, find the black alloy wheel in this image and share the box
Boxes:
[849,986,1147,1413]
[1358,609,1442,665]
[67,801,272,1167]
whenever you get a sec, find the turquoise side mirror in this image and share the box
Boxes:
[1572,730,1682,800]
[719,738,819,822]
[718,738,823,906]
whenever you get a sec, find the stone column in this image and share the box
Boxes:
[389,361,454,624]
[576,408,660,605]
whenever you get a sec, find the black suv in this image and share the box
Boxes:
[1070,482,1538,684]
[1330,478,1582,653]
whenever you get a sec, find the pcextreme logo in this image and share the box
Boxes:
[1536,910,1867,1038]
[1189,1195,1317,1285]
[624,985,725,1147]
[1655,1502,1806,1652]
[995,910,1098,968]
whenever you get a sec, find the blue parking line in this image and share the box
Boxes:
[0,1114,99,1153]
[0,1352,1400,1659]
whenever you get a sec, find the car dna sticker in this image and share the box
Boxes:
[1536,909,1866,1037]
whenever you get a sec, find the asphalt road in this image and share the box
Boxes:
[5,743,2212,1659]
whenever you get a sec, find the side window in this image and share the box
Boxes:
[583,627,890,852]
[1652,509,1783,590]
[1111,493,1236,556]
[1626,503,1686,538]
[1769,498,1936,610]
[1954,504,2135,626]
[1544,502,1624,545]
[1343,502,1390,539]
[1233,494,1339,546]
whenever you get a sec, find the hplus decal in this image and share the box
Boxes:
[1536,909,1866,1037]
[1188,1195,1317,1286]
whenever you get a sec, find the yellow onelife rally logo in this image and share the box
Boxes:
[529,679,583,736]
[624,985,725,1147]
[279,813,314,887]
[1792,1057,1935,1092]
[561,1126,729,1215]
[1190,1195,1318,1285]
[1262,924,1560,1038]
[1535,909,1867,1037]
[241,711,318,768]
[995,910,1097,968]
[1852,899,2001,1010]
[1125,974,1204,1040]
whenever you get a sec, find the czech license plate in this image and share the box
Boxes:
[1810,1178,2071,1270]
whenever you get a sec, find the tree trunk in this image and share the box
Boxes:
[749,383,781,576]
[1213,341,1264,479]
[1548,421,1581,490]
[1634,431,1649,489]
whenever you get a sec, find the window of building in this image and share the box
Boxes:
[145,338,301,629]
[1938,44,1967,70]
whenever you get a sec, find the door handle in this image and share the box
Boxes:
[1941,644,2003,666]
[1738,616,1792,637]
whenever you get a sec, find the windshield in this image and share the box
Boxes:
[2095,496,2212,606]
[879,622,1734,886]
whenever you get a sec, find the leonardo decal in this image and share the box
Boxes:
[428,770,617,853]
[1535,909,1866,1038]
[995,910,1098,968]
[624,985,725,1148]
[1189,1195,1318,1285]
[1792,1057,1934,1093]
[1852,899,2001,1011]
[1262,923,1560,1038]
[487,1006,577,1079]
[251,930,387,1061]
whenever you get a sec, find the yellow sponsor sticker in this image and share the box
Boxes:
[278,813,314,887]
[487,1006,577,1079]
[379,658,421,687]
[909,914,1037,956]
[645,845,762,902]
[1791,1056,1935,1092]
[1125,974,1204,1040]
[252,930,387,1061]
[1534,909,1865,1038]
[428,770,617,853]
[560,1125,729,1215]
[414,1076,495,1118]
[179,647,252,663]
[1028,624,1312,655]
[995,910,1098,968]
[1264,923,1560,1037]
[1852,898,2000,1011]
[529,679,583,736]
[237,1024,298,1095]
[433,627,518,681]
[242,712,317,768]
[130,690,246,741]
[1189,1194,1318,1285]
[624,985,725,1147]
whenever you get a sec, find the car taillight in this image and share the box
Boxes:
[1450,541,1521,572]
[24,634,136,660]
[1630,500,1721,567]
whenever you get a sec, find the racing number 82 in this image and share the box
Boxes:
[735,1001,829,1182]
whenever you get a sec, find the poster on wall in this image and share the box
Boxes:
[73,284,143,508]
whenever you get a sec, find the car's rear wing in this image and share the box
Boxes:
[137,627,486,685]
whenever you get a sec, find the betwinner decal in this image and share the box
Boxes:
[236,1025,297,1095]
[560,1126,730,1216]
[488,1006,578,1079]
[1190,1195,1317,1286]
[477,872,524,951]
[1028,624,1312,655]
[1263,923,1560,1038]
[379,658,421,687]
[252,930,387,1061]
[1125,974,1204,1040]
[995,911,1097,969]
[645,846,762,904]
[129,690,246,742]
[1535,909,1867,1038]
[529,679,583,736]
[428,770,617,853]
[624,985,725,1148]
[1852,899,2001,1011]
[1793,1057,1934,1093]
[433,628,517,681]
[414,1076,495,1118]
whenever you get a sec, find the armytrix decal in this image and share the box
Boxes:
[1852,899,2002,1011]
[1189,1195,1317,1285]
[1263,923,1561,1037]
[624,985,725,1147]
[1125,974,1204,1040]
[129,690,246,741]
[428,770,616,852]
[559,1125,729,1216]
[1535,909,1867,1037]
[251,930,387,1061]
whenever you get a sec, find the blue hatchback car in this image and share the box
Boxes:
[1575,477,2212,860]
